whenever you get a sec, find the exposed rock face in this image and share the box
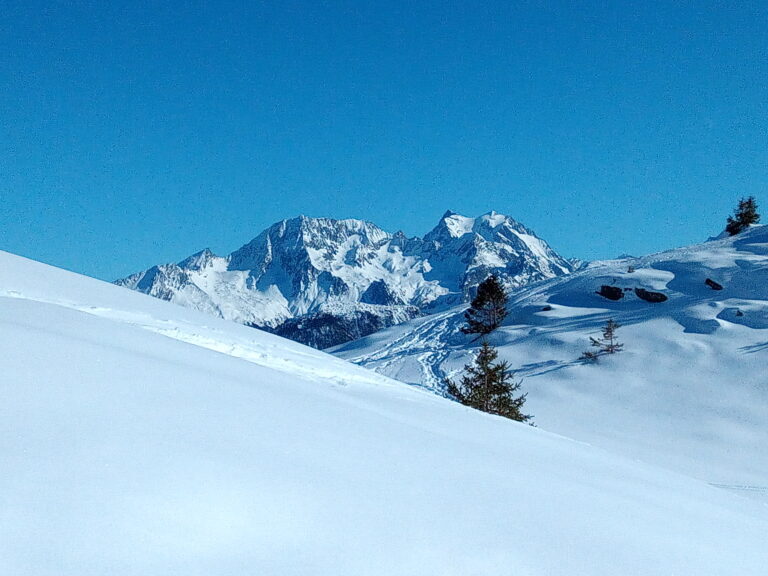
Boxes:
[116,211,576,348]
[259,308,420,349]
[360,280,405,306]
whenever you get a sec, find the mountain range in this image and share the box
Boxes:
[117,210,575,348]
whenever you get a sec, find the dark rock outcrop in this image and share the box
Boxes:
[635,288,668,303]
[596,285,624,301]
[705,278,723,291]
[255,307,420,350]
[360,280,404,306]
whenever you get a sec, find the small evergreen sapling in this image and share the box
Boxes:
[462,275,508,335]
[581,319,624,362]
[446,340,531,423]
[726,196,760,235]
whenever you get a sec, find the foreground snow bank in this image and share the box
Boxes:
[1,251,766,575]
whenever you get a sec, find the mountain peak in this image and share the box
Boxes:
[478,210,510,229]
[425,211,476,241]
[177,248,218,271]
[118,210,575,348]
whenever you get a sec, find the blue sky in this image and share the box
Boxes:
[2,1,766,280]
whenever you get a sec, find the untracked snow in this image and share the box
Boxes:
[1,250,767,575]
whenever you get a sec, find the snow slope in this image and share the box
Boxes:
[116,211,574,348]
[334,226,768,495]
[2,250,767,574]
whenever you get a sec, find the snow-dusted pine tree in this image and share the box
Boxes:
[726,196,760,235]
[461,275,508,335]
[446,340,531,423]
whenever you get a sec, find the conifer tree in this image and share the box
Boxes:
[581,318,623,361]
[726,196,760,235]
[462,275,508,335]
[446,340,531,422]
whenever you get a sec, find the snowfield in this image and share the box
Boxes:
[335,226,768,496]
[1,249,767,574]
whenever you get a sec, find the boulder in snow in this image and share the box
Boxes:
[596,285,624,301]
[705,278,724,291]
[635,288,668,303]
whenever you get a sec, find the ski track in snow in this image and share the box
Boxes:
[345,310,459,392]
[710,484,768,495]
[0,290,397,391]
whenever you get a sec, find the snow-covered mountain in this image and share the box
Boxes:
[2,250,767,574]
[333,225,768,494]
[116,211,575,348]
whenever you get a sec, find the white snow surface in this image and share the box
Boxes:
[335,226,768,496]
[1,250,767,575]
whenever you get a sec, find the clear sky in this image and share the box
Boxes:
[2,1,766,280]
